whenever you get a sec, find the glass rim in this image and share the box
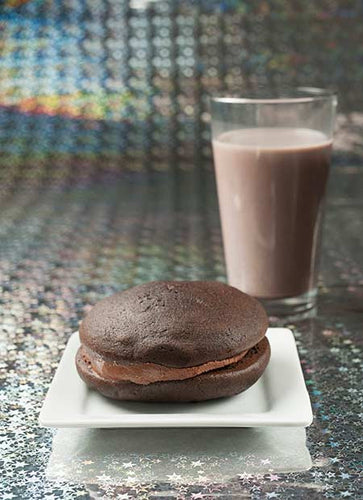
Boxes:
[211,87,337,105]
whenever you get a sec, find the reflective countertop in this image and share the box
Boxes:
[1,153,363,498]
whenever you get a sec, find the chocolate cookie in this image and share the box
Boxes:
[76,281,270,402]
[76,336,270,402]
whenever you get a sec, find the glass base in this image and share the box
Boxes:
[259,289,317,317]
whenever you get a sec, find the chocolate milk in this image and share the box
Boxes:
[213,128,331,299]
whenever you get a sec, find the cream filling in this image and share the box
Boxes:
[81,345,248,385]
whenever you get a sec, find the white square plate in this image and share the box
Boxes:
[39,328,313,428]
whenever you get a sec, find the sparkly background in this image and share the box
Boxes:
[1,1,363,499]
[1,0,363,184]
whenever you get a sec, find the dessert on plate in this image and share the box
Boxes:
[76,280,270,402]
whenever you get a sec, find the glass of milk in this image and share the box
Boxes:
[211,88,337,315]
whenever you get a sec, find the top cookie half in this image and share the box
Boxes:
[79,280,269,368]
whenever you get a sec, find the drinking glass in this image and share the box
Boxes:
[211,88,337,315]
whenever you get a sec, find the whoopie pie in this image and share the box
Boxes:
[76,281,270,402]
